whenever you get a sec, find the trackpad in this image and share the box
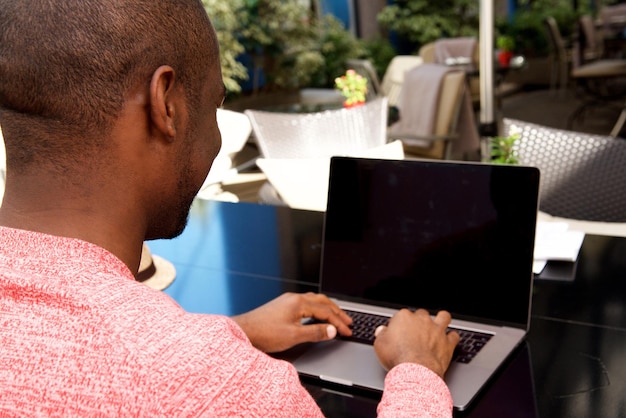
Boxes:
[293,339,387,391]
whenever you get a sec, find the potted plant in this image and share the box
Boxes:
[334,69,368,108]
[490,132,520,164]
[496,35,515,68]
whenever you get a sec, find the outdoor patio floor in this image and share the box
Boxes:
[500,86,626,137]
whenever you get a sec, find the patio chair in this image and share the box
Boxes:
[549,13,626,134]
[567,59,626,134]
[380,55,424,108]
[196,108,252,201]
[343,56,424,122]
[503,118,626,222]
[544,16,575,94]
[600,3,626,39]
[244,97,390,205]
[419,37,481,106]
[578,14,605,63]
[387,64,480,160]
[419,37,479,68]
[245,97,388,159]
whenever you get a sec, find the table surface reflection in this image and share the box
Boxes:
[149,200,626,417]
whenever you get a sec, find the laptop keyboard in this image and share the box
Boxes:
[342,309,493,364]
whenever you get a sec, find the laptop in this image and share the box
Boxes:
[292,156,540,411]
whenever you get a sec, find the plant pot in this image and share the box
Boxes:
[498,51,514,68]
[343,100,365,108]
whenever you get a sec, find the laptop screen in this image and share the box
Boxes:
[320,157,540,328]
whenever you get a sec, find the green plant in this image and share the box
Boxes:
[202,1,387,94]
[490,133,520,164]
[377,0,479,52]
[202,0,322,93]
[496,0,586,57]
[201,0,249,94]
[307,15,368,89]
[496,35,515,52]
[360,36,397,80]
[233,0,319,91]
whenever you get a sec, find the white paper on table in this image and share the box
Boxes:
[532,260,547,274]
[533,221,585,264]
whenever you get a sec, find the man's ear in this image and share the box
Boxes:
[149,65,178,139]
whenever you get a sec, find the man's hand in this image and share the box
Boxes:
[232,292,353,353]
[373,309,460,379]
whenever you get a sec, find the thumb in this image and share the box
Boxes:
[301,324,337,343]
[374,325,387,338]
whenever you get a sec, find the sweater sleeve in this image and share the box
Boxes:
[160,315,326,418]
[197,317,451,418]
[377,363,454,418]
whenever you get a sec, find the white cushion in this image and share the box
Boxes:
[256,140,404,212]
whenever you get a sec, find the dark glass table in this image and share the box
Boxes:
[148,200,626,417]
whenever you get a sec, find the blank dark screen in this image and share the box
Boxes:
[320,157,540,328]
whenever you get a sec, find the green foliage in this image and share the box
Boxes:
[203,0,371,93]
[305,15,367,89]
[377,0,479,52]
[238,0,324,90]
[202,1,393,94]
[201,0,248,94]
[490,133,520,165]
[361,36,397,80]
[496,35,515,52]
[496,0,584,57]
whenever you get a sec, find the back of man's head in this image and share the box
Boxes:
[0,0,217,170]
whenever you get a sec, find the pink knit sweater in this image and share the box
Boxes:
[0,226,453,417]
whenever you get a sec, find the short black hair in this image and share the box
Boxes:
[0,0,218,169]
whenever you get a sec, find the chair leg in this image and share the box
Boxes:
[569,91,626,134]
[550,56,558,93]
[567,99,597,130]
[559,59,568,95]
[610,100,626,137]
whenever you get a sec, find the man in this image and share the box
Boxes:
[0,0,459,416]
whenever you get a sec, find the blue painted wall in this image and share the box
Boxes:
[318,0,352,29]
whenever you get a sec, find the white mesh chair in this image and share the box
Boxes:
[245,97,388,159]
[503,118,626,222]
[196,109,252,201]
[244,97,389,205]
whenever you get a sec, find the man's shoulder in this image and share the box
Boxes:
[0,225,131,287]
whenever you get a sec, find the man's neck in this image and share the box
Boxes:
[0,183,145,276]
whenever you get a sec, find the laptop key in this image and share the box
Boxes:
[342,310,389,344]
[450,329,493,363]
[342,309,493,364]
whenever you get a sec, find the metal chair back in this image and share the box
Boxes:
[503,118,626,222]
